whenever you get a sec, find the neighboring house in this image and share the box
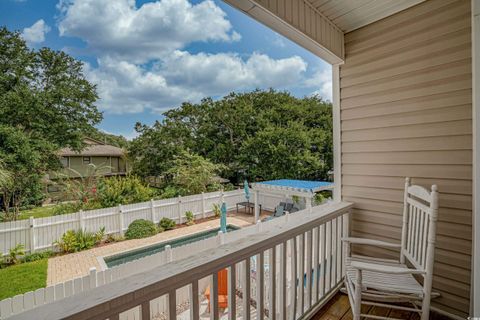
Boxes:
[57,137,127,178]
[44,138,128,199]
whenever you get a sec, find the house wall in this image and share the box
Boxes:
[63,156,125,177]
[340,0,472,317]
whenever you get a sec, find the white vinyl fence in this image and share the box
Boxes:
[0,189,284,256]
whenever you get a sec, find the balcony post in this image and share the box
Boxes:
[254,190,260,223]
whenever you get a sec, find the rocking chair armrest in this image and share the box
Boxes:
[350,261,426,275]
[341,237,401,248]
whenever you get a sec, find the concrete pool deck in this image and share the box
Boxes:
[47,211,269,286]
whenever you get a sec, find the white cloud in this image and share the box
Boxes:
[305,68,332,101]
[85,52,307,114]
[57,0,240,63]
[22,19,51,45]
[57,0,311,114]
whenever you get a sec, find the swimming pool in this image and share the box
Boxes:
[104,225,239,268]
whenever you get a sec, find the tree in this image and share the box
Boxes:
[239,122,326,180]
[130,89,333,184]
[0,27,102,151]
[0,125,56,220]
[165,151,224,195]
[0,27,102,218]
[0,159,12,189]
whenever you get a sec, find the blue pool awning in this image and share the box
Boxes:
[252,179,333,195]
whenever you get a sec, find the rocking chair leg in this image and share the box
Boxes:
[353,270,362,320]
[420,298,430,320]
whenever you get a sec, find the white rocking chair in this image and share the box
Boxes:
[342,177,439,320]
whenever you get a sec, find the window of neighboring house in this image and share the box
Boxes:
[83,156,91,165]
[60,156,69,168]
[47,185,60,193]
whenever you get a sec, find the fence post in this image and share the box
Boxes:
[165,245,172,262]
[177,196,182,224]
[79,210,85,230]
[89,267,97,289]
[201,192,206,219]
[150,199,155,222]
[118,205,124,236]
[29,216,35,253]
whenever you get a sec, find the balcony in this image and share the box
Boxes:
[8,202,353,320]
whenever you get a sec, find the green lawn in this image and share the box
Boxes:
[0,259,48,300]
[17,206,57,220]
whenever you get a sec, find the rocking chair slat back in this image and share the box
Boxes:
[401,178,439,272]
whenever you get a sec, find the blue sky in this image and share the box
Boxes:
[1,0,331,139]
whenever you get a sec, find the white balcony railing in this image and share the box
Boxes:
[9,202,352,320]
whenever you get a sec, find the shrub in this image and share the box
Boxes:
[212,203,221,217]
[97,176,153,207]
[6,244,25,265]
[159,217,176,230]
[125,219,158,240]
[185,211,194,225]
[55,228,104,253]
[52,202,83,216]
[22,250,54,263]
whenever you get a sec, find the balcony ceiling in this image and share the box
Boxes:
[306,0,426,32]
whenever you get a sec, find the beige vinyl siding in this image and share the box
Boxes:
[340,0,472,317]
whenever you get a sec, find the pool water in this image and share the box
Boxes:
[105,225,239,268]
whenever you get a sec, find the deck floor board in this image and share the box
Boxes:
[311,293,452,320]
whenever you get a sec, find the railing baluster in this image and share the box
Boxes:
[243,258,251,320]
[298,233,304,315]
[270,247,277,320]
[290,237,297,320]
[212,272,219,320]
[109,313,120,320]
[228,265,236,320]
[312,227,319,304]
[319,223,325,299]
[257,252,264,320]
[331,218,337,289]
[191,280,199,320]
[306,230,312,310]
[141,301,150,320]
[336,217,342,284]
[168,290,176,320]
[281,241,287,320]
[325,221,331,292]
[342,213,349,277]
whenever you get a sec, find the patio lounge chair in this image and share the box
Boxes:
[343,178,440,320]
[261,204,285,222]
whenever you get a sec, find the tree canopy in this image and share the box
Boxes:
[129,89,333,185]
[0,27,102,218]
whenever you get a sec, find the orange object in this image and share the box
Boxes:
[205,269,229,309]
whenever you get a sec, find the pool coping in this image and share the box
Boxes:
[97,223,242,270]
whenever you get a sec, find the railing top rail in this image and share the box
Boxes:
[10,201,352,320]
